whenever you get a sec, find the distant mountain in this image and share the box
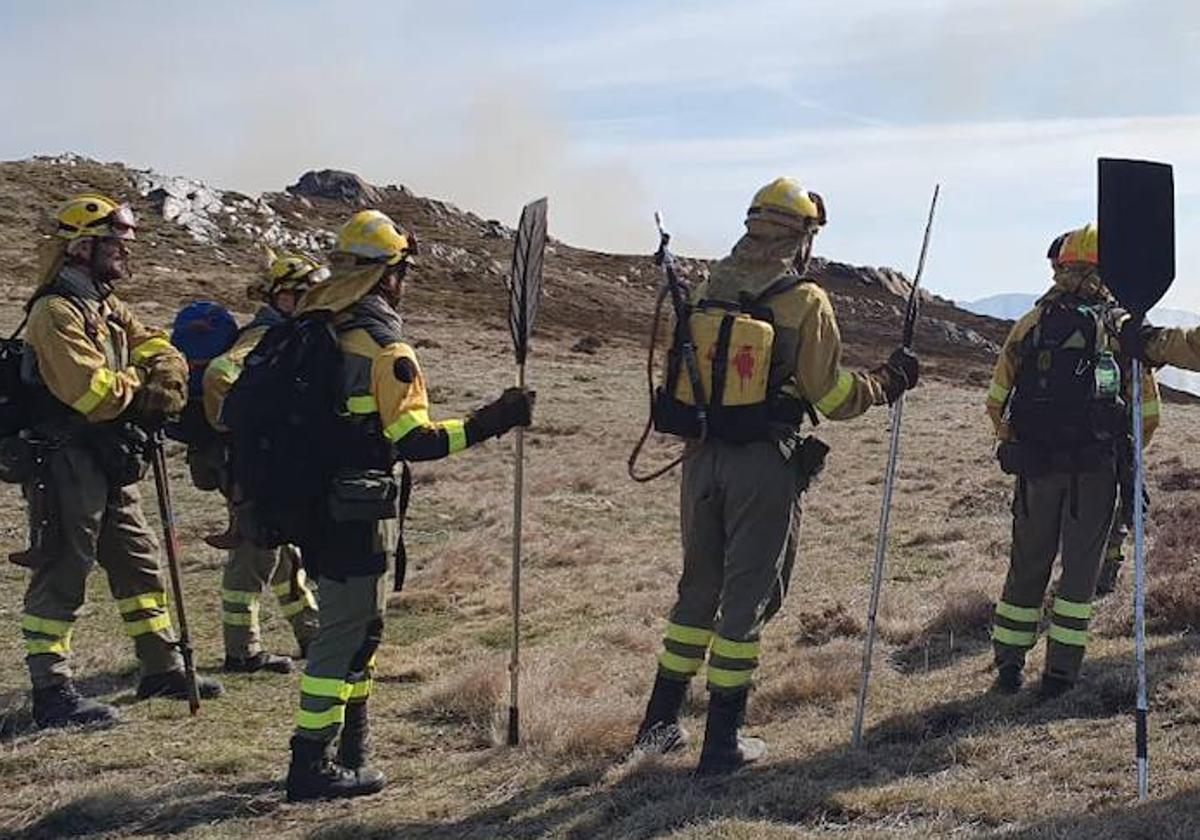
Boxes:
[961,294,1200,397]
[961,293,1039,321]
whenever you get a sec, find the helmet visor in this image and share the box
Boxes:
[108,204,137,240]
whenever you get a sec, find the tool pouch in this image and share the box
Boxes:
[186,437,228,493]
[10,443,60,569]
[793,435,830,494]
[996,441,1055,478]
[329,468,398,523]
[87,423,150,487]
[0,435,35,485]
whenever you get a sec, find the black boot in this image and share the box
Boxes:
[1095,555,1122,597]
[633,672,691,755]
[696,689,766,775]
[32,682,119,730]
[286,735,386,802]
[992,663,1023,695]
[336,701,371,770]
[136,670,225,700]
[224,652,294,675]
[1038,674,1075,700]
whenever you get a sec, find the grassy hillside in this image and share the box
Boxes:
[2,314,1200,838]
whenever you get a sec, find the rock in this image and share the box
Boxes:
[483,219,512,239]
[571,335,604,355]
[287,170,382,206]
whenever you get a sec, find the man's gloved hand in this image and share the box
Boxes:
[145,354,189,392]
[467,387,536,442]
[872,347,920,404]
[134,377,187,427]
[1118,318,1163,363]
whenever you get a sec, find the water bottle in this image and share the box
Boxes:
[1095,351,1120,399]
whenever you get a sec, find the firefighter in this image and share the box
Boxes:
[633,178,919,774]
[1098,304,1200,595]
[199,252,324,674]
[283,210,535,801]
[18,194,222,729]
[985,224,1160,697]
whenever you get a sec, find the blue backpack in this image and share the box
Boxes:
[171,301,239,397]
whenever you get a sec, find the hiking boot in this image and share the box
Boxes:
[1038,674,1075,700]
[32,682,119,730]
[136,670,225,701]
[992,663,1024,695]
[336,701,371,770]
[696,689,766,775]
[633,672,691,755]
[223,652,294,675]
[286,735,386,802]
[1095,556,1122,597]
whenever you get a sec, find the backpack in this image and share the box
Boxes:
[1008,295,1127,451]
[0,325,29,441]
[222,312,345,548]
[1,291,91,442]
[654,276,810,442]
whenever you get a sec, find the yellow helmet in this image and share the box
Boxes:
[747,177,827,230]
[1048,223,1098,266]
[335,210,411,266]
[250,249,325,300]
[269,252,322,287]
[55,193,137,241]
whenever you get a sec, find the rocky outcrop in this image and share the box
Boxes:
[288,170,382,206]
[128,168,335,253]
[810,257,937,304]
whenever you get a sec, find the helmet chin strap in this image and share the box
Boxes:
[793,235,815,276]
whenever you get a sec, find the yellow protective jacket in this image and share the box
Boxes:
[985,268,1160,443]
[1145,328,1200,371]
[295,264,470,462]
[26,266,185,424]
[202,307,286,429]
[700,219,887,423]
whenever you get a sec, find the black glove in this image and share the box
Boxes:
[467,387,536,442]
[1118,318,1162,363]
[872,347,919,404]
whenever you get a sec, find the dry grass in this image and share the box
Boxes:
[3,312,1200,839]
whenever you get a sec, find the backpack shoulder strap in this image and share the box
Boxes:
[19,289,93,341]
[742,273,806,308]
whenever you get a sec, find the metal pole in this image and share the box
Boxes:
[1132,359,1148,800]
[851,186,939,749]
[508,362,526,746]
[150,433,200,715]
[852,395,904,748]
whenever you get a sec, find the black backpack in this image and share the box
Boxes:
[1008,296,1126,451]
[222,312,345,548]
[0,327,29,440]
[1,292,90,440]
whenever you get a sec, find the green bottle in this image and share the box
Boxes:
[1095,351,1120,399]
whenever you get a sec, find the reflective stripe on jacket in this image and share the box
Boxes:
[26,278,184,423]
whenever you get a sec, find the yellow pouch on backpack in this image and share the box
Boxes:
[672,308,773,408]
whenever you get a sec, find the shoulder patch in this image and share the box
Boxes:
[393,357,417,383]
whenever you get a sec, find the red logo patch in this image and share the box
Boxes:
[733,345,757,387]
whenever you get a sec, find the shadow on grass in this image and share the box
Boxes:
[981,787,1200,839]
[0,779,281,840]
[299,637,1198,840]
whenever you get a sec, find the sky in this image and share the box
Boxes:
[3,0,1200,308]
